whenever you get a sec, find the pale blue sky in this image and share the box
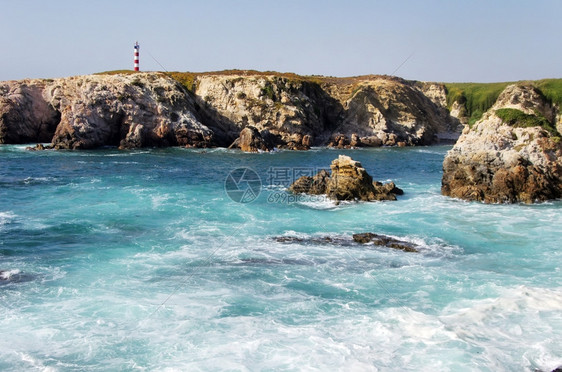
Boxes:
[1,0,560,82]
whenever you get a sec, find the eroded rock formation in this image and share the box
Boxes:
[289,155,403,201]
[442,84,562,203]
[0,72,463,150]
[1,73,218,149]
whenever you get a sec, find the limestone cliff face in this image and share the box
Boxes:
[195,74,462,149]
[331,78,460,146]
[1,73,216,149]
[0,80,60,143]
[0,72,462,149]
[194,74,338,149]
[442,84,562,203]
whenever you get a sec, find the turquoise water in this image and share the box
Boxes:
[0,145,561,371]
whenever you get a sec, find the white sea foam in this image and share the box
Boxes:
[0,211,16,226]
[22,176,56,184]
[439,286,562,370]
[1,146,561,371]
[297,197,339,210]
[0,269,21,280]
[17,352,58,372]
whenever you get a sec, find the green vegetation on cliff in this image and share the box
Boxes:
[444,79,562,126]
[444,82,511,125]
[534,79,562,107]
[495,108,559,136]
[96,71,562,124]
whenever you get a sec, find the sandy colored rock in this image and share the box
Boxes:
[1,72,462,149]
[290,155,403,201]
[0,80,60,144]
[442,84,562,203]
[234,126,274,152]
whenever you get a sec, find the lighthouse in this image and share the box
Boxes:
[133,42,140,71]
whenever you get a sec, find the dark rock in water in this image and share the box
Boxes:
[0,269,31,284]
[326,155,377,201]
[25,143,52,151]
[551,367,562,372]
[275,236,304,243]
[352,233,419,252]
[352,233,376,244]
[328,134,351,149]
[373,181,404,201]
[274,235,341,245]
[289,155,403,202]
[230,126,275,152]
[274,233,418,253]
[288,169,330,195]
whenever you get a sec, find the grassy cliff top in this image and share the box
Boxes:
[96,70,562,120]
[96,69,413,92]
[443,79,562,125]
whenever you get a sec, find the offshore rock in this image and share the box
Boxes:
[289,155,403,201]
[352,233,419,252]
[326,155,380,201]
[288,169,330,194]
[230,126,275,152]
[442,84,562,203]
[273,233,418,253]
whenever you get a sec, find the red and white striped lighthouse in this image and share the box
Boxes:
[133,42,140,71]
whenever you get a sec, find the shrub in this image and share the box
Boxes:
[444,82,510,121]
[495,108,559,136]
[535,79,562,107]
[131,79,145,88]
[260,82,275,101]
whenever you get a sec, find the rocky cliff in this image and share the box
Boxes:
[0,73,217,149]
[329,79,460,147]
[0,71,462,149]
[442,84,562,203]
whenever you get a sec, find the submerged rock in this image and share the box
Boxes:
[273,233,419,253]
[25,143,52,151]
[352,233,419,252]
[442,84,562,203]
[289,155,403,201]
[274,236,341,245]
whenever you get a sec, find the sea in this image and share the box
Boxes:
[0,144,560,372]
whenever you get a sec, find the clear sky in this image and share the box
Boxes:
[1,0,560,82]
